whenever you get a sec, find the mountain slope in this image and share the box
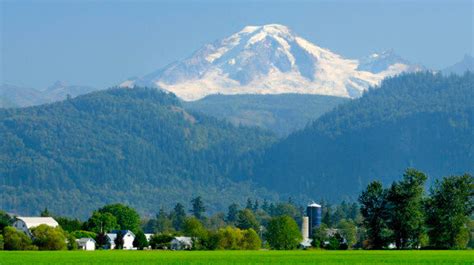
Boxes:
[0,88,277,217]
[253,72,474,201]
[123,24,422,100]
[184,94,348,137]
[0,82,97,108]
[442,54,474,75]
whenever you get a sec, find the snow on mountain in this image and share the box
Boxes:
[122,24,422,101]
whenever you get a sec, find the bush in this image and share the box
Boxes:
[149,234,174,249]
[241,228,261,250]
[0,234,4,250]
[71,230,97,239]
[31,224,67,250]
[3,226,36,250]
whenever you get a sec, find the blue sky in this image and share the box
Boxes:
[1,0,473,89]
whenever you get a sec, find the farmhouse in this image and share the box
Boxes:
[76,237,96,251]
[170,236,192,250]
[106,230,135,250]
[13,217,59,237]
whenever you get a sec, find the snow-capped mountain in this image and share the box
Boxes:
[122,24,422,101]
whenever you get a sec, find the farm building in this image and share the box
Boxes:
[77,237,96,251]
[170,236,192,250]
[12,217,59,237]
[106,230,135,250]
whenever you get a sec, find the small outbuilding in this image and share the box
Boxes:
[77,237,96,251]
[170,236,192,250]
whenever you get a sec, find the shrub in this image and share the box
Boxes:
[31,224,67,250]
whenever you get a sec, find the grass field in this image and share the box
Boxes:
[0,250,473,265]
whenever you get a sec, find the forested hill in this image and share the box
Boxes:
[254,72,474,201]
[0,88,278,217]
[183,94,348,137]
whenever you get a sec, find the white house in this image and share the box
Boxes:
[13,217,59,237]
[77,238,96,251]
[170,236,192,250]
[106,230,135,250]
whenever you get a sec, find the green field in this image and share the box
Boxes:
[0,250,472,265]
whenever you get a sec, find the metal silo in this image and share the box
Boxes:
[306,202,322,237]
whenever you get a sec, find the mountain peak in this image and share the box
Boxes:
[124,24,422,101]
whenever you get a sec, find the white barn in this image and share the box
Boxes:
[77,237,96,251]
[106,230,135,250]
[13,217,59,237]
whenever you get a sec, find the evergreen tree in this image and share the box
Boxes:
[236,209,260,231]
[171,203,186,231]
[40,207,51,217]
[133,231,149,250]
[114,231,124,250]
[245,198,253,210]
[359,181,391,249]
[155,208,173,233]
[190,197,206,220]
[226,203,239,224]
[253,200,259,212]
[261,200,270,213]
[95,232,108,249]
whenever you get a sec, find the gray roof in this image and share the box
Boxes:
[76,237,96,244]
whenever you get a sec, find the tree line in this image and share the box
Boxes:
[0,169,472,251]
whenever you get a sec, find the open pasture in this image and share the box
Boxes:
[0,250,472,265]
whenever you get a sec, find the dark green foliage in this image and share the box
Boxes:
[171,203,186,231]
[40,208,51,217]
[114,231,124,250]
[359,181,391,249]
[184,93,348,137]
[84,211,119,234]
[133,231,149,250]
[226,203,239,224]
[425,174,474,249]
[255,72,474,201]
[154,208,173,233]
[98,204,141,233]
[311,223,329,248]
[0,87,276,217]
[386,169,427,249]
[95,232,108,249]
[149,233,174,249]
[0,211,12,233]
[66,233,78,250]
[190,197,206,220]
[236,209,260,231]
[56,217,83,233]
[265,215,302,250]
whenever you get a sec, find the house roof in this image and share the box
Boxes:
[107,230,135,241]
[300,238,313,247]
[145,233,154,241]
[106,233,117,242]
[172,236,192,245]
[76,237,96,244]
[15,217,59,229]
